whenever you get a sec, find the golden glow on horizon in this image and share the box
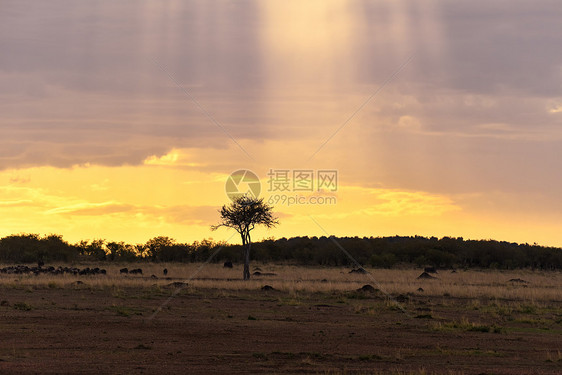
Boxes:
[1,164,561,247]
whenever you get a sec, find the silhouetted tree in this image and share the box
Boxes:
[135,244,147,259]
[145,236,176,261]
[77,239,107,261]
[106,241,137,262]
[212,197,278,280]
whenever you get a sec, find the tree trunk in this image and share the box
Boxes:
[242,231,251,280]
[243,245,251,280]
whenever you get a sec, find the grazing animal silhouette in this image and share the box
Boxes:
[119,268,128,274]
[163,268,168,275]
[223,261,233,268]
[349,268,367,274]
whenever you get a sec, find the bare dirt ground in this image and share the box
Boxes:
[0,270,561,374]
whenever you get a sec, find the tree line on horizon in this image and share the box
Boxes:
[0,233,560,270]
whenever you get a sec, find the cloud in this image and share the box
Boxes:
[144,149,205,168]
[397,116,422,131]
[0,199,34,207]
[0,0,271,171]
[1,0,561,173]
[45,200,219,226]
[547,101,562,114]
[45,202,134,216]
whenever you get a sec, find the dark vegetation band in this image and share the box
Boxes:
[1,234,560,270]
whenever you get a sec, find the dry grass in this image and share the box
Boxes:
[1,263,560,303]
[322,370,467,375]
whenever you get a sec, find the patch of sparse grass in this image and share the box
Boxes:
[506,326,557,334]
[270,351,296,359]
[139,284,164,298]
[133,344,152,350]
[345,291,368,300]
[111,287,127,299]
[513,317,551,325]
[480,302,514,318]
[385,299,406,311]
[277,297,302,306]
[357,354,384,361]
[298,351,329,360]
[430,345,504,358]
[415,314,433,319]
[516,303,538,314]
[252,352,267,360]
[323,371,466,375]
[545,350,562,363]
[67,303,83,311]
[300,356,316,366]
[13,302,32,311]
[467,349,504,357]
[109,305,142,317]
[467,324,493,333]
[353,304,378,315]
[433,318,503,333]
[469,300,480,310]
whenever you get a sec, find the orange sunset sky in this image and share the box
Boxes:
[1,1,562,247]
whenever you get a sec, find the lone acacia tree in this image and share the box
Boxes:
[211,196,278,280]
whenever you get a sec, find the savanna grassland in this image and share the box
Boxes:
[1,264,561,374]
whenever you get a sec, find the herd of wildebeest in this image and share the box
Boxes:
[0,261,232,278]
[0,264,108,276]
[0,261,155,277]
